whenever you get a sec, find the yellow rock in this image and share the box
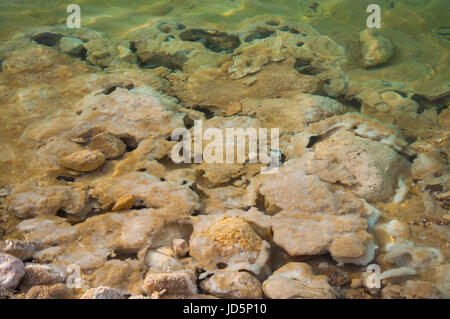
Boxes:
[111,194,134,211]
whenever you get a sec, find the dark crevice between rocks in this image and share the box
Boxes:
[31,32,63,46]
[103,83,134,95]
[265,20,280,26]
[55,209,83,225]
[192,106,215,119]
[412,94,448,115]
[79,47,87,61]
[280,26,305,36]
[407,154,418,163]
[56,176,76,183]
[244,28,275,42]
[334,96,362,112]
[119,134,138,152]
[139,53,186,71]
[129,41,137,53]
[107,252,137,261]
[306,135,321,148]
[188,183,208,216]
[182,114,195,129]
[255,192,267,213]
[394,90,408,98]
[346,98,362,111]
[294,58,321,75]
[157,154,192,170]
[179,28,241,53]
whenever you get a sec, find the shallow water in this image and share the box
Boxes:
[0,0,448,299]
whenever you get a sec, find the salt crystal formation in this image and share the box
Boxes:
[0,13,448,300]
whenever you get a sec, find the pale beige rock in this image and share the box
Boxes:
[435,264,450,298]
[285,113,411,158]
[143,270,198,295]
[253,160,379,265]
[93,172,200,217]
[298,129,408,202]
[262,262,336,299]
[172,239,189,258]
[90,132,126,159]
[58,150,105,172]
[360,29,394,68]
[200,269,263,299]
[16,216,78,247]
[168,58,319,116]
[382,280,442,299]
[239,93,347,134]
[6,183,90,219]
[0,240,36,261]
[81,259,145,295]
[144,246,184,272]
[383,239,443,271]
[0,253,25,291]
[59,37,84,55]
[80,286,124,299]
[283,113,411,203]
[189,215,271,277]
[375,220,410,239]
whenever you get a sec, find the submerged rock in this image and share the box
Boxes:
[25,283,73,299]
[382,280,441,299]
[360,29,394,68]
[143,270,198,295]
[58,149,106,172]
[200,269,263,299]
[383,238,443,271]
[20,263,67,289]
[59,37,84,55]
[172,239,189,258]
[0,253,25,291]
[80,286,124,299]
[0,240,36,261]
[262,262,336,299]
[189,215,271,277]
[6,184,90,219]
[89,132,126,159]
[254,160,380,265]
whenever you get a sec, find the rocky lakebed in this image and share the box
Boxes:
[0,1,449,300]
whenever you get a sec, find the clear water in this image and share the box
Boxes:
[0,0,448,299]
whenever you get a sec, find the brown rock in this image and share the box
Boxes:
[318,263,351,286]
[58,150,105,172]
[90,132,126,159]
[20,264,66,289]
[382,280,442,299]
[143,270,198,295]
[26,283,72,299]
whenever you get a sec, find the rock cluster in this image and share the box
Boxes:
[0,16,447,299]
